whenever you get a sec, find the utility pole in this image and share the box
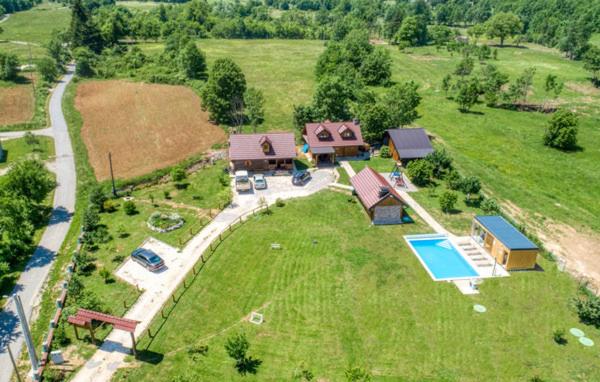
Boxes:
[108,152,117,197]
[7,346,23,382]
[14,295,39,381]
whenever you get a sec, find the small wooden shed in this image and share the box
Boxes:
[471,216,539,270]
[351,166,407,225]
[385,128,434,163]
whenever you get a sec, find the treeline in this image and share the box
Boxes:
[0,0,41,15]
[0,159,56,291]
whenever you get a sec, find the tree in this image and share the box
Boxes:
[481,198,500,214]
[0,52,19,81]
[454,57,474,77]
[200,58,247,124]
[293,104,317,132]
[89,185,107,212]
[69,0,103,52]
[393,16,427,47]
[429,25,454,49]
[123,200,138,215]
[505,67,536,104]
[439,191,458,213]
[543,109,578,150]
[544,74,563,103]
[382,81,421,126]
[445,170,463,190]
[460,176,481,200]
[356,103,392,143]
[359,47,391,86]
[73,47,96,77]
[171,166,187,182]
[557,17,592,60]
[224,333,262,375]
[455,79,479,112]
[4,160,56,204]
[82,206,100,233]
[485,12,523,46]
[406,159,433,186]
[441,74,452,97]
[244,87,265,131]
[425,149,453,179]
[583,46,600,85]
[37,57,59,83]
[467,24,486,43]
[178,41,207,79]
[312,76,356,121]
[480,64,509,107]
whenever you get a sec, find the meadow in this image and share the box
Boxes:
[0,2,70,46]
[114,191,600,381]
[0,135,54,168]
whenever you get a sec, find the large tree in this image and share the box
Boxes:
[4,160,56,204]
[382,81,421,126]
[393,16,427,47]
[544,109,579,150]
[356,102,392,143]
[584,46,600,85]
[200,58,247,124]
[485,12,522,46]
[177,40,207,79]
[0,51,19,81]
[69,0,103,52]
[312,75,356,121]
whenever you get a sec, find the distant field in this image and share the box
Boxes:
[0,83,34,125]
[116,1,166,9]
[75,80,226,180]
[0,2,70,46]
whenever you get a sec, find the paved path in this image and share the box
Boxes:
[0,128,54,140]
[0,65,77,382]
[339,160,356,177]
[71,170,335,382]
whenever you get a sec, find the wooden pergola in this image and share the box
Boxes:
[67,309,140,356]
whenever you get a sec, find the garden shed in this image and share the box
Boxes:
[385,128,434,162]
[351,167,407,225]
[471,216,539,270]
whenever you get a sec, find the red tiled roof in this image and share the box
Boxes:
[304,121,364,148]
[68,309,139,333]
[229,133,297,161]
[350,167,405,210]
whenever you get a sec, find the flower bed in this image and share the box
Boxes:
[147,212,184,233]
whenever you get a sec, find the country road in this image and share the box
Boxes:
[0,65,77,382]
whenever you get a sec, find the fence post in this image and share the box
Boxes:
[147,328,153,339]
[172,294,177,304]
[123,300,127,310]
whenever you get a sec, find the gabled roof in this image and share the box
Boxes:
[304,121,364,148]
[475,215,539,251]
[386,128,434,159]
[350,166,405,210]
[229,133,297,161]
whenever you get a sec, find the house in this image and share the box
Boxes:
[351,166,407,225]
[229,133,297,172]
[471,216,539,270]
[303,121,365,165]
[385,128,434,162]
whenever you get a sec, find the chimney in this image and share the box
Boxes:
[379,186,389,198]
[353,118,360,125]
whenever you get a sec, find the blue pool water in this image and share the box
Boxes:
[405,235,479,280]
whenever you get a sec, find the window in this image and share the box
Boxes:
[262,142,271,153]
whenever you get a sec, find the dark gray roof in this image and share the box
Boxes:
[475,216,539,251]
[386,128,434,159]
[311,146,335,154]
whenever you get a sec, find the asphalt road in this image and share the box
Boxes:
[0,65,77,382]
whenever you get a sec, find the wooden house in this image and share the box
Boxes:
[471,216,539,270]
[303,121,364,165]
[351,166,407,225]
[385,128,434,163]
[229,133,297,172]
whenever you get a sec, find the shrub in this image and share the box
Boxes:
[439,191,458,213]
[460,176,481,199]
[553,328,567,345]
[103,199,118,213]
[425,148,453,179]
[572,295,600,328]
[544,109,578,150]
[345,366,371,381]
[406,159,433,187]
[171,166,187,182]
[99,267,113,284]
[116,225,128,238]
[481,198,500,214]
[164,190,171,199]
[445,170,462,190]
[379,145,391,158]
[82,206,100,233]
[275,198,285,207]
[123,200,138,215]
[89,186,108,211]
[187,344,209,360]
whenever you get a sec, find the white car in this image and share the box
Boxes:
[235,170,252,192]
[253,174,267,190]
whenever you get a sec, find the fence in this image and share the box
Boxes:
[138,203,270,351]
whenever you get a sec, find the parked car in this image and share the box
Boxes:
[292,170,311,185]
[235,170,252,192]
[253,174,267,189]
[131,248,165,271]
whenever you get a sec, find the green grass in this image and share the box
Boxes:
[348,155,396,173]
[0,2,70,46]
[0,135,54,168]
[114,191,600,381]
[336,165,351,185]
[116,1,172,9]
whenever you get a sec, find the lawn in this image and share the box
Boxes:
[0,2,70,46]
[335,166,351,185]
[114,191,600,381]
[0,135,54,168]
[348,155,397,173]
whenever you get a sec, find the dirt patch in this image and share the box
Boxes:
[566,82,600,96]
[75,80,226,180]
[0,85,34,125]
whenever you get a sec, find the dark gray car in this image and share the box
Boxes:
[131,248,165,271]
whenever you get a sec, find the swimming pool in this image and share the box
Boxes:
[404,234,480,281]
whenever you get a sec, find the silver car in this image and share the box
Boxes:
[253,174,267,190]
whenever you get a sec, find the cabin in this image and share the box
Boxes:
[303,121,365,165]
[351,166,407,225]
[385,128,434,163]
[471,216,539,271]
[229,133,297,172]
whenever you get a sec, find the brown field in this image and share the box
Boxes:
[75,80,226,180]
[0,85,34,125]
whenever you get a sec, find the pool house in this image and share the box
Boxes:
[471,216,539,271]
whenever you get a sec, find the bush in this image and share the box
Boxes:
[379,145,391,158]
[406,159,433,187]
[123,200,138,215]
[460,176,481,199]
[445,170,463,190]
[543,109,578,150]
[275,198,285,207]
[82,206,100,232]
[345,366,371,381]
[103,199,118,213]
[171,166,187,182]
[89,186,108,212]
[553,328,567,345]
[439,191,458,213]
[572,295,600,328]
[481,198,500,214]
[164,190,171,199]
[99,267,113,284]
[425,148,453,179]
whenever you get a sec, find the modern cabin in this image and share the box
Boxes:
[229,133,297,172]
[303,121,365,165]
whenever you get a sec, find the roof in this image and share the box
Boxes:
[350,166,405,210]
[386,128,434,159]
[311,146,335,154]
[67,308,139,333]
[304,121,364,148]
[475,216,539,251]
[229,133,297,161]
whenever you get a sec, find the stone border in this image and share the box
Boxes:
[147,212,184,233]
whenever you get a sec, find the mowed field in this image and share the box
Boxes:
[0,83,34,125]
[75,80,226,180]
[115,192,600,381]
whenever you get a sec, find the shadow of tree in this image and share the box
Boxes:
[236,356,262,375]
